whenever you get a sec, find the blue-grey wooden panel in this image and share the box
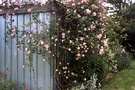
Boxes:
[5,14,12,79]
[0,16,5,74]
[0,13,55,90]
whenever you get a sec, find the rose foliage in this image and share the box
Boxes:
[2,0,123,89]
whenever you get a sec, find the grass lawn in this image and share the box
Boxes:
[102,60,135,90]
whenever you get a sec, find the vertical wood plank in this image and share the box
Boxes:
[0,16,2,72]
[11,15,18,86]
[5,15,12,79]
[31,17,38,90]
[0,17,5,74]
[17,14,25,89]
[24,14,31,90]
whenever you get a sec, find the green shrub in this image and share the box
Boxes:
[114,51,133,71]
[0,69,14,90]
[60,54,108,89]
[0,79,14,90]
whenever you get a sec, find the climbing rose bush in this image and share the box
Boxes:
[51,0,114,89]
[3,0,122,89]
[57,0,107,58]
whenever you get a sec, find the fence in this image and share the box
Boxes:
[0,2,59,90]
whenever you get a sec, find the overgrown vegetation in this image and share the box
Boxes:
[0,0,135,90]
[0,69,14,90]
[102,60,135,90]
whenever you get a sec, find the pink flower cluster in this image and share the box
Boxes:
[14,7,19,11]
[85,9,91,14]
[91,4,99,9]
[10,29,16,37]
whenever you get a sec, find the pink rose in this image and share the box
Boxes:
[97,34,102,39]
[12,29,16,32]
[68,48,71,51]
[10,33,14,37]
[72,3,75,6]
[93,12,97,16]
[18,4,21,8]
[27,51,30,54]
[27,40,30,43]
[74,10,76,13]
[77,53,81,57]
[7,4,11,8]
[24,35,26,38]
[91,24,96,29]
[22,35,25,38]
[98,0,103,4]
[14,7,19,11]
[39,40,44,45]
[0,9,2,13]
[33,29,37,34]
[63,67,67,70]
[85,9,91,14]
[27,8,31,13]
[25,48,28,51]
[12,13,15,16]
[80,37,84,41]
[76,58,79,60]
[41,41,44,45]
[99,48,104,55]
[44,44,49,51]
[40,2,46,6]
[62,33,65,38]
[81,6,84,9]
[77,14,81,18]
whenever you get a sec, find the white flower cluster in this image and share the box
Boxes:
[71,73,101,90]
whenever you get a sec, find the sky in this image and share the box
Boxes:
[132,0,135,3]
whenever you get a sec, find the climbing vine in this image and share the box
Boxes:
[1,0,123,89]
